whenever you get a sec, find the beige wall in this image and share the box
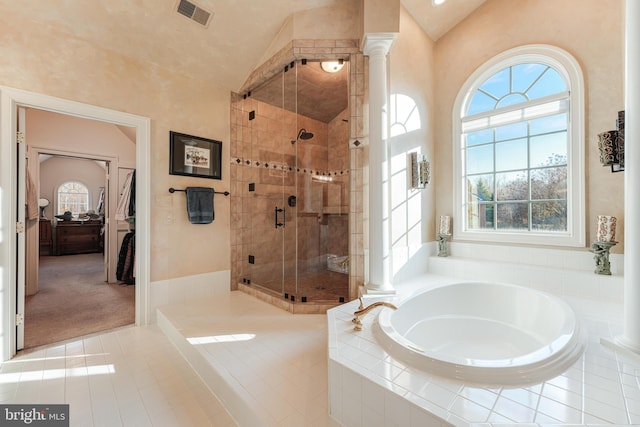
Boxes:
[1,13,232,282]
[26,109,136,166]
[27,109,136,219]
[388,6,436,275]
[433,0,625,251]
[256,2,361,76]
[362,0,400,34]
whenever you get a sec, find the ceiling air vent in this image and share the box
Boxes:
[177,0,212,27]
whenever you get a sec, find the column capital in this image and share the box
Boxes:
[361,33,398,57]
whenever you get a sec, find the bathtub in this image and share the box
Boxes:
[376,282,584,385]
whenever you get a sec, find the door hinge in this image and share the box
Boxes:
[16,313,24,326]
[16,222,25,233]
[16,131,25,144]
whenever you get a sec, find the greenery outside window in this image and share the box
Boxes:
[57,181,90,217]
[453,45,585,247]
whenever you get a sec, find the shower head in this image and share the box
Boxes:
[297,128,314,140]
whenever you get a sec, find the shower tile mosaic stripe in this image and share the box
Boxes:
[231,157,350,178]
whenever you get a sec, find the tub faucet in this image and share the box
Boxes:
[352,297,397,331]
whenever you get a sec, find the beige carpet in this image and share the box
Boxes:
[24,253,135,349]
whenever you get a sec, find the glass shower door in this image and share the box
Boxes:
[239,59,351,304]
[244,65,295,298]
[281,63,298,300]
[293,60,350,303]
[242,70,284,296]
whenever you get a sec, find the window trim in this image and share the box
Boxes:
[452,44,585,247]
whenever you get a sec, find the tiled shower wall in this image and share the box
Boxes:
[348,53,367,296]
[230,40,366,301]
[322,107,350,259]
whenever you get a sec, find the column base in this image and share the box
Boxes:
[601,336,640,363]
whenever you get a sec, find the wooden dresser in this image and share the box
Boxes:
[39,219,53,255]
[53,221,103,255]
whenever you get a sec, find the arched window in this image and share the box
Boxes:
[57,181,90,217]
[453,45,585,246]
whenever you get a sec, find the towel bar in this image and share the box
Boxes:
[168,187,230,196]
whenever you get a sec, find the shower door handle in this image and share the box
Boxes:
[275,207,285,228]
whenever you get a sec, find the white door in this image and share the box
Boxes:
[103,162,110,282]
[16,107,26,351]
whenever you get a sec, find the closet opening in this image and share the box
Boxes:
[23,108,136,350]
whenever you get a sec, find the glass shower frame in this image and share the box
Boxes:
[241,59,350,303]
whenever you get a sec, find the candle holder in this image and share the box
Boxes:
[437,233,451,257]
[589,241,617,275]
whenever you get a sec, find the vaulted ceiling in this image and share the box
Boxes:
[2,0,486,122]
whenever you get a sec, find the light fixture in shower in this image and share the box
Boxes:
[321,60,344,73]
[432,0,447,5]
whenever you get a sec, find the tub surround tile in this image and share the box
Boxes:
[449,396,492,422]
[428,246,624,304]
[458,387,499,410]
[494,396,537,423]
[500,387,540,410]
[328,274,640,426]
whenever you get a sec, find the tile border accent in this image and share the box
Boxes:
[231,156,350,178]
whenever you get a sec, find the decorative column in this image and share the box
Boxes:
[604,0,640,356]
[621,0,640,354]
[362,33,397,294]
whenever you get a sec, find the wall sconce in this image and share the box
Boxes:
[321,59,344,73]
[409,152,430,189]
[598,110,625,172]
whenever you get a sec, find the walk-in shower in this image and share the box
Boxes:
[231,59,350,306]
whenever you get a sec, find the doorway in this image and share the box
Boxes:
[0,86,151,361]
[24,147,135,349]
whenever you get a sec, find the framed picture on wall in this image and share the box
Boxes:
[169,131,222,179]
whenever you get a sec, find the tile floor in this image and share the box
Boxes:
[0,325,237,427]
[157,291,338,427]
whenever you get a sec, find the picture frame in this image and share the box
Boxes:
[169,131,222,180]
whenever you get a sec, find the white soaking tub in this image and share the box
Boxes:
[376,282,584,385]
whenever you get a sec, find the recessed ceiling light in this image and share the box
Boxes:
[433,0,447,5]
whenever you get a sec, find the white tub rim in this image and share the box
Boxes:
[376,281,585,385]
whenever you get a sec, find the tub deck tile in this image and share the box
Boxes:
[327,275,640,426]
